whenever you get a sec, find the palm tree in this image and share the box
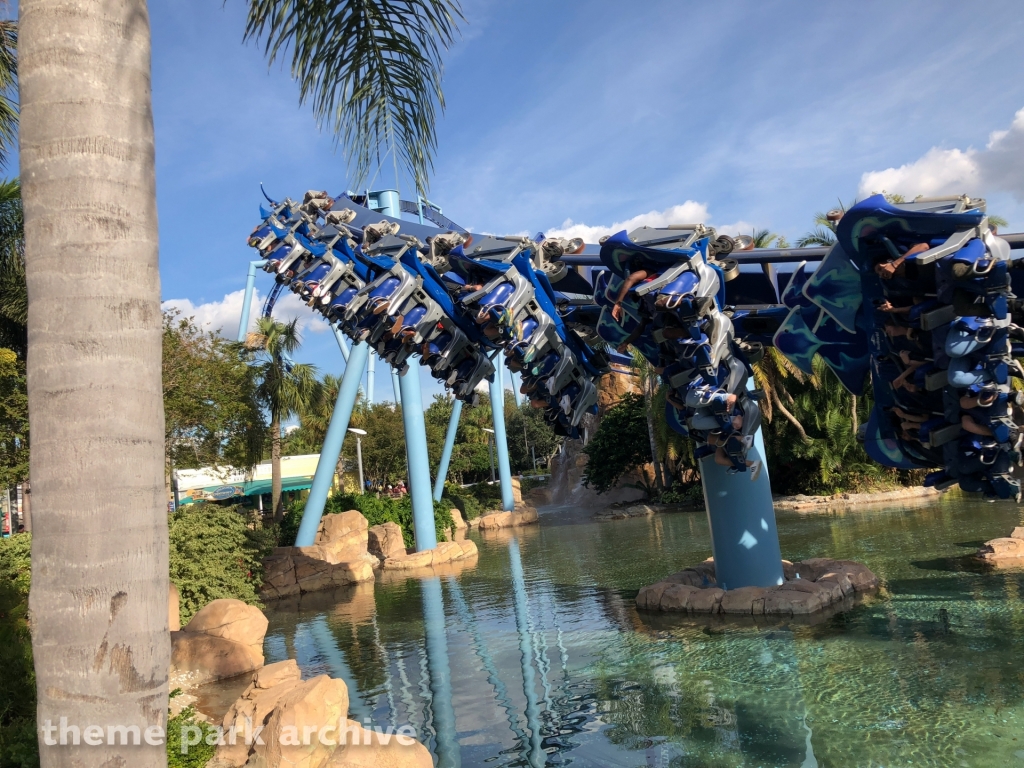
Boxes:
[629,347,665,490]
[0,178,24,358]
[243,0,462,195]
[751,228,789,249]
[795,212,839,247]
[752,347,811,442]
[245,317,321,521]
[0,17,16,168]
[21,2,170,766]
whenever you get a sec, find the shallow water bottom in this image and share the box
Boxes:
[262,496,1024,768]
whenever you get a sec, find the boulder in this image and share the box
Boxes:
[261,546,375,600]
[381,540,478,571]
[170,598,269,687]
[170,632,264,687]
[184,599,268,655]
[316,511,371,564]
[510,477,524,506]
[368,522,408,562]
[450,508,468,530]
[977,535,1024,562]
[255,675,349,768]
[169,582,180,632]
[635,557,878,615]
[325,721,433,767]
[477,507,538,530]
[214,660,431,768]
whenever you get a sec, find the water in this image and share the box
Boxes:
[261,497,1024,768]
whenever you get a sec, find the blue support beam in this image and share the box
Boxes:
[490,360,515,512]
[367,354,376,406]
[421,578,461,768]
[294,341,371,547]
[433,398,463,501]
[400,359,437,551]
[509,537,546,768]
[699,384,784,590]
[391,370,401,404]
[237,259,267,342]
[332,325,350,362]
[510,370,521,408]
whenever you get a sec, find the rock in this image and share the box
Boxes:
[719,586,765,615]
[256,675,349,768]
[368,522,407,562]
[510,477,524,506]
[635,557,878,615]
[170,632,264,687]
[169,582,180,632]
[450,508,467,530]
[215,661,432,768]
[774,486,945,512]
[325,721,433,767]
[316,511,377,568]
[184,599,269,654]
[261,546,375,600]
[381,540,477,571]
[1012,527,1024,540]
[977,536,1024,562]
[477,507,538,530]
[170,599,269,687]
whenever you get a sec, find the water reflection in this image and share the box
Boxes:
[261,498,1024,767]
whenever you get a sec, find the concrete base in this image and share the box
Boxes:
[636,557,879,617]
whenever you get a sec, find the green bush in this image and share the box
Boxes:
[169,504,277,625]
[519,475,546,496]
[0,534,37,768]
[583,392,651,494]
[657,484,703,505]
[166,696,218,768]
[324,493,454,549]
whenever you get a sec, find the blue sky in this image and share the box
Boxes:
[152,0,1024,404]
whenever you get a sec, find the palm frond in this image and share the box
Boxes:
[243,0,462,195]
[795,227,837,248]
[0,21,16,168]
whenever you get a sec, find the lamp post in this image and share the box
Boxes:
[484,427,496,483]
[348,428,367,493]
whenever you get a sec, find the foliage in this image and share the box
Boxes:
[324,492,454,549]
[443,480,501,521]
[0,180,24,358]
[0,21,15,171]
[504,395,560,472]
[657,484,703,505]
[582,392,651,494]
[0,348,27,489]
[168,504,277,625]
[342,401,418,486]
[243,0,461,195]
[756,356,898,495]
[0,535,36,768]
[166,699,218,768]
[163,311,265,472]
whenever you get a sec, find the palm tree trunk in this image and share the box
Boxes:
[851,394,859,435]
[644,382,664,490]
[21,1,169,765]
[20,480,30,532]
[272,413,284,522]
[772,391,811,443]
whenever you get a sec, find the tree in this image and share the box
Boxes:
[630,348,664,489]
[21,1,170,765]
[796,211,839,247]
[582,392,651,495]
[0,179,24,358]
[0,17,15,169]
[0,346,27,491]
[243,0,462,195]
[751,228,789,249]
[163,311,265,473]
[245,317,320,521]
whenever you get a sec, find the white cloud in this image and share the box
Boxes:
[543,202,759,244]
[545,201,711,242]
[162,287,328,338]
[858,107,1024,201]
